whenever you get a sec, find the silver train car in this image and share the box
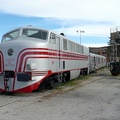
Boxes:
[0,26,106,92]
[89,53,106,72]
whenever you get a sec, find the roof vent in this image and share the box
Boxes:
[27,25,32,27]
[60,33,65,36]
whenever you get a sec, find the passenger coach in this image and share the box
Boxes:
[89,53,106,72]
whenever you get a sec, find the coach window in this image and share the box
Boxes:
[92,58,94,64]
[76,44,80,53]
[72,42,75,52]
[68,41,71,51]
[98,58,100,63]
[82,46,84,54]
[63,39,67,50]
[49,33,56,44]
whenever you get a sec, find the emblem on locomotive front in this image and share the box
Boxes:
[8,48,14,56]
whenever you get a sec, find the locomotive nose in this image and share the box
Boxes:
[0,42,25,71]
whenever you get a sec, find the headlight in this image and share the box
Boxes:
[8,48,14,56]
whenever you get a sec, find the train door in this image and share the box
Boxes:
[94,56,96,70]
[0,56,2,72]
[56,37,61,71]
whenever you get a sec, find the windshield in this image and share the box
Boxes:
[22,29,48,40]
[2,30,19,43]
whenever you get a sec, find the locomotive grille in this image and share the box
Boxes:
[4,71,15,78]
[17,73,31,82]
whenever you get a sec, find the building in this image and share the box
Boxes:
[89,46,110,62]
[89,27,120,63]
[108,27,120,62]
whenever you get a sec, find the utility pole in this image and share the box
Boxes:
[76,30,85,44]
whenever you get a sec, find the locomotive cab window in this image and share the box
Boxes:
[49,33,56,44]
[2,30,19,43]
[22,29,48,40]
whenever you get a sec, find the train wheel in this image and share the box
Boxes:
[62,76,66,83]
[47,79,55,89]
[65,72,70,81]
[85,68,88,75]
[80,70,84,76]
[37,81,47,91]
[111,69,119,76]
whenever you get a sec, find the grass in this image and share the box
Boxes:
[58,67,108,88]
[59,74,91,88]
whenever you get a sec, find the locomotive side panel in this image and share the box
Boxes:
[60,38,89,79]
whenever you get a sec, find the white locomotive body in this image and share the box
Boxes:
[0,26,90,92]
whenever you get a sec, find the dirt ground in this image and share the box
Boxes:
[0,67,120,120]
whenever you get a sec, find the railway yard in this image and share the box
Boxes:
[0,67,120,120]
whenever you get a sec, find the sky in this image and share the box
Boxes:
[0,0,120,47]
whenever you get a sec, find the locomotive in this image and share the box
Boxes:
[0,26,106,92]
[110,62,120,76]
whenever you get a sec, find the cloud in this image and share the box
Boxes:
[52,24,110,37]
[84,43,108,47]
[0,0,120,22]
[0,0,120,47]
[1,0,120,32]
